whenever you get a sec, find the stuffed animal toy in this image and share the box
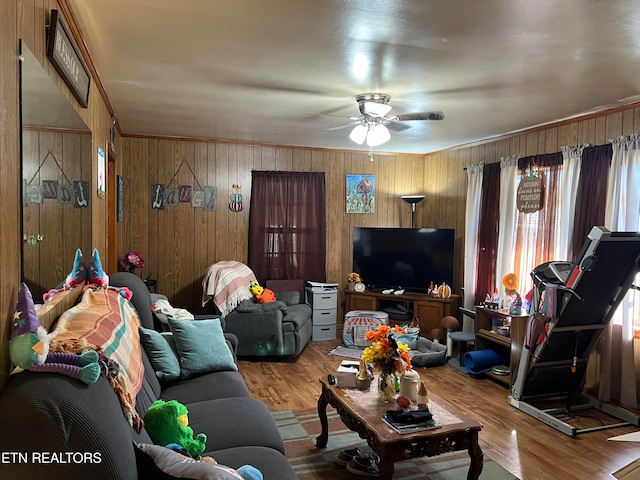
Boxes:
[47,249,126,303]
[248,281,276,304]
[9,282,100,384]
[64,248,87,289]
[63,248,109,289]
[144,399,207,458]
[87,248,109,287]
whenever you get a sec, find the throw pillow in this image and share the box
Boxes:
[139,326,181,383]
[134,442,244,479]
[168,318,237,378]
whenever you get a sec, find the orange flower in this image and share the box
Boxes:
[502,273,518,292]
[361,324,412,372]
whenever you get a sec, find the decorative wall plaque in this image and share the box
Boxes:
[46,10,91,108]
[516,173,545,213]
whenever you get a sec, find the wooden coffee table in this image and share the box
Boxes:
[317,377,483,479]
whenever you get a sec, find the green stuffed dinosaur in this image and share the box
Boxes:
[144,400,207,458]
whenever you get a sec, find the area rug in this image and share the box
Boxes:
[272,408,517,479]
[329,345,364,359]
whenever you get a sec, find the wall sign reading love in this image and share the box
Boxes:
[516,173,545,213]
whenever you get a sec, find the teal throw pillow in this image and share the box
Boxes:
[168,317,237,378]
[139,327,181,383]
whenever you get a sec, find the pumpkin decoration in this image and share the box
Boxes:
[436,282,452,299]
[229,183,244,212]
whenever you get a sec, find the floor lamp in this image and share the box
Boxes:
[401,195,426,228]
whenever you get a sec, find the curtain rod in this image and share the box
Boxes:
[462,143,594,170]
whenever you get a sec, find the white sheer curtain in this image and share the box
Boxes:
[495,155,519,292]
[463,163,484,332]
[558,145,586,260]
[600,135,640,408]
[513,161,563,297]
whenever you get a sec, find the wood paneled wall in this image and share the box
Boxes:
[118,139,447,315]
[0,0,113,391]
[118,107,640,318]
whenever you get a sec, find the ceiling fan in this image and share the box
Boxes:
[329,93,445,148]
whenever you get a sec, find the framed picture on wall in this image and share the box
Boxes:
[346,174,375,213]
[97,145,106,198]
[116,175,123,222]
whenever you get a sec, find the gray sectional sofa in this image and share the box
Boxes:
[0,273,297,480]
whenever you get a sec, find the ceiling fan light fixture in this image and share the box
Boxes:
[366,123,391,147]
[349,124,368,144]
[362,101,392,116]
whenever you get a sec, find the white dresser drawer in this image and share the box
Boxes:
[313,324,336,341]
[305,289,337,310]
[312,309,337,326]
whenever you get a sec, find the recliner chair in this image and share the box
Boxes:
[223,290,312,358]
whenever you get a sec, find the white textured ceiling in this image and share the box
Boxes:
[66,0,640,154]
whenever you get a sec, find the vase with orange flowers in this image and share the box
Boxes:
[347,272,361,291]
[361,325,412,402]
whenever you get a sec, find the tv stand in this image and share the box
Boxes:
[344,290,459,335]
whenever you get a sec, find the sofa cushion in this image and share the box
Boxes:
[186,398,285,454]
[0,372,139,480]
[168,318,238,378]
[161,371,250,404]
[235,299,288,314]
[211,446,298,480]
[134,443,244,479]
[274,291,300,306]
[136,349,162,417]
[139,326,181,383]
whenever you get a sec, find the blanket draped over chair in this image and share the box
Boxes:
[201,260,257,316]
[50,286,144,431]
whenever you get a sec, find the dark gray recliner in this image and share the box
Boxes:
[223,291,312,358]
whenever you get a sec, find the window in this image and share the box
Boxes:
[248,171,326,283]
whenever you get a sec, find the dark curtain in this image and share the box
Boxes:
[248,171,326,283]
[474,162,501,304]
[570,144,612,260]
[517,151,563,170]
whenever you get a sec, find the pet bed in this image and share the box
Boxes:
[407,337,447,367]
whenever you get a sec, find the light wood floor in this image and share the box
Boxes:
[237,338,640,480]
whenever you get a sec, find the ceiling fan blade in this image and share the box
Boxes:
[308,113,361,120]
[386,122,411,132]
[326,122,360,131]
[393,111,445,121]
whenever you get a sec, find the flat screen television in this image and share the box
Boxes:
[352,227,455,293]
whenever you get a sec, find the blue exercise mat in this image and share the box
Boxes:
[463,349,509,374]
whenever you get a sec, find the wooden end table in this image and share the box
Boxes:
[317,378,483,479]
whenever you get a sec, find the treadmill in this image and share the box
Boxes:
[509,226,640,437]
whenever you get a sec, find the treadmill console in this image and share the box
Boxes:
[531,261,574,288]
